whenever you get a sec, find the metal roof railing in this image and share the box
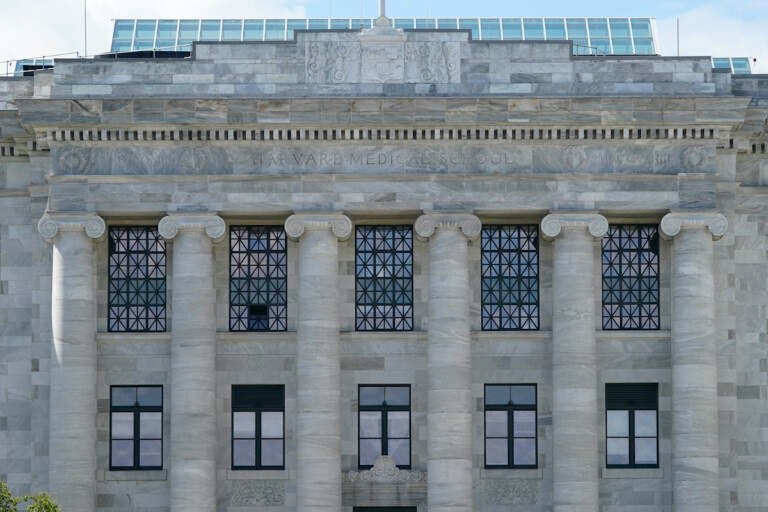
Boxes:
[2,52,79,77]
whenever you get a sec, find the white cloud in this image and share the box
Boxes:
[0,0,309,65]
[656,4,767,73]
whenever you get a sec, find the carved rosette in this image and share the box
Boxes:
[344,456,425,483]
[284,213,353,241]
[158,214,226,241]
[37,213,106,243]
[660,212,728,241]
[540,212,609,240]
[414,213,482,241]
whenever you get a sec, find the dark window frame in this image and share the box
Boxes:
[231,384,286,471]
[481,225,540,331]
[357,384,411,470]
[605,383,659,469]
[108,226,167,333]
[355,226,414,332]
[601,224,660,330]
[229,226,288,332]
[109,385,163,471]
[353,509,417,512]
[483,383,538,469]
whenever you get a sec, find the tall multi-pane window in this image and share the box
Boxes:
[484,384,537,468]
[230,226,288,331]
[355,226,413,331]
[110,386,163,470]
[108,226,166,332]
[606,383,658,467]
[602,224,660,330]
[481,225,539,330]
[358,385,411,469]
[231,385,285,470]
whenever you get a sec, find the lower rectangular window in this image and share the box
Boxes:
[484,384,537,468]
[232,385,285,470]
[606,383,658,468]
[358,385,411,469]
[110,385,163,470]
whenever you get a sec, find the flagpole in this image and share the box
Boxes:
[84,0,88,57]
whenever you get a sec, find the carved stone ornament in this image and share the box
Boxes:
[284,213,353,241]
[344,456,426,483]
[476,478,536,505]
[37,213,106,243]
[660,212,728,241]
[228,480,285,506]
[540,212,609,240]
[158,214,226,241]
[414,213,482,241]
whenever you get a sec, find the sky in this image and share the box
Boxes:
[0,0,765,73]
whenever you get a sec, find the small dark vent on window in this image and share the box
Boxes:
[606,383,658,409]
[248,305,269,331]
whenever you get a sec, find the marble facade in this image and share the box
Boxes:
[0,17,767,512]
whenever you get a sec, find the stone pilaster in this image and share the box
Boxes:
[540,212,608,512]
[159,213,226,512]
[38,213,106,512]
[661,212,728,512]
[415,212,481,512]
[285,213,352,512]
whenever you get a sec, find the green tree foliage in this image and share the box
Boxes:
[0,482,59,512]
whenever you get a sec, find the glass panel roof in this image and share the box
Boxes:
[712,57,752,74]
[109,17,659,56]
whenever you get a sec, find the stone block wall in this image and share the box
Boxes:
[1,23,767,511]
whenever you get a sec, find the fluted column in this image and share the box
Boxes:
[285,213,352,512]
[415,212,481,512]
[541,213,607,512]
[38,213,105,512]
[159,213,225,512]
[661,212,727,512]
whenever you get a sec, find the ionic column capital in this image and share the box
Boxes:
[37,213,106,243]
[540,212,608,240]
[414,212,481,241]
[660,212,728,241]
[158,213,226,241]
[284,212,352,241]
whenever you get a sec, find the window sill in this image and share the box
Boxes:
[601,467,663,479]
[480,467,543,480]
[227,469,290,480]
[103,469,167,481]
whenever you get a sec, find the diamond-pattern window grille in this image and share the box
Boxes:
[602,224,660,330]
[108,227,166,332]
[229,226,288,332]
[481,225,540,330]
[355,226,413,331]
